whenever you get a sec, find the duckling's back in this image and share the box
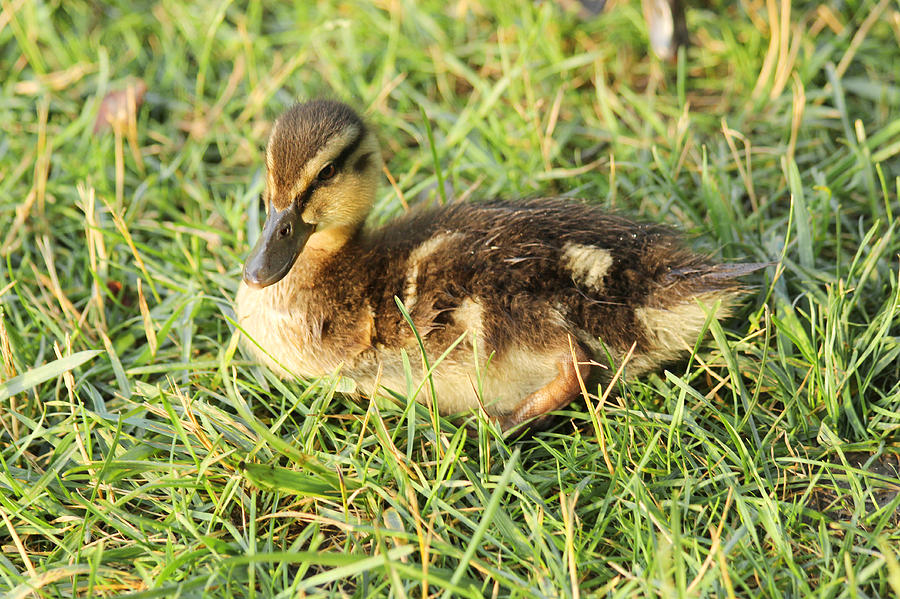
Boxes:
[347,199,743,357]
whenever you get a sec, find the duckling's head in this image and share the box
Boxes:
[242,100,382,288]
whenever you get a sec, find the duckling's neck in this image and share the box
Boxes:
[284,224,361,288]
[305,225,359,254]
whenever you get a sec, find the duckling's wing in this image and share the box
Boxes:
[362,198,763,359]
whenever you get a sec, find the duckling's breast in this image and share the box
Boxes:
[237,281,318,378]
[236,276,368,379]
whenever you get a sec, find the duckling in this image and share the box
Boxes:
[236,100,760,431]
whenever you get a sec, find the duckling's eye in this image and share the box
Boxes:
[317,163,336,181]
[277,223,292,239]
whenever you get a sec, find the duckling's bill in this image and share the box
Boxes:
[242,205,315,288]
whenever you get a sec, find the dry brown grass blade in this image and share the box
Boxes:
[0,509,37,578]
[77,184,109,332]
[788,73,806,163]
[835,0,892,79]
[0,307,18,439]
[137,278,158,356]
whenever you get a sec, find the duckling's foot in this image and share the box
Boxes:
[499,344,591,433]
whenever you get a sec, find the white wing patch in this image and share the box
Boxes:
[403,232,465,309]
[562,243,614,291]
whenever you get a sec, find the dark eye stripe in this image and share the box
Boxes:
[292,124,368,208]
[332,124,366,171]
[353,152,372,173]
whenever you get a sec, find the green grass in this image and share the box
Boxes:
[1,0,900,596]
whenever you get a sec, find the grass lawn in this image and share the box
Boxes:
[2,0,900,596]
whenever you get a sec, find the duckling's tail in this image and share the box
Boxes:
[668,261,771,292]
[669,261,770,279]
[647,261,770,313]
